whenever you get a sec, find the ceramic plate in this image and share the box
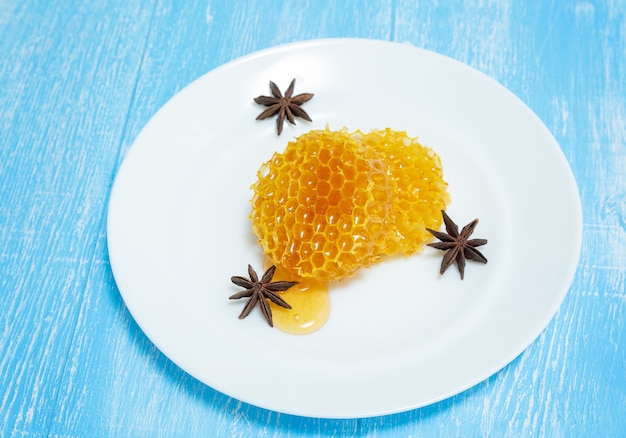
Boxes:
[107,39,582,418]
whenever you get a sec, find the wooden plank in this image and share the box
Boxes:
[0,0,157,435]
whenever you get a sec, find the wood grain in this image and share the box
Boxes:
[1,0,624,436]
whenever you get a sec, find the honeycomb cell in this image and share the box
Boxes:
[337,234,353,252]
[353,191,368,207]
[328,206,345,227]
[289,166,301,180]
[337,216,352,233]
[330,173,344,189]
[262,202,276,217]
[318,147,331,164]
[311,252,326,269]
[311,233,325,251]
[327,188,340,203]
[323,242,339,259]
[324,224,339,241]
[312,215,326,234]
[284,214,295,231]
[317,165,331,181]
[317,180,331,197]
[341,181,355,197]
[338,198,353,215]
[328,158,342,171]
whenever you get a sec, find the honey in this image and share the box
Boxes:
[250,127,450,285]
[270,283,330,334]
[266,264,330,335]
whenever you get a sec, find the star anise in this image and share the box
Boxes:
[254,79,314,135]
[426,210,488,279]
[229,264,298,326]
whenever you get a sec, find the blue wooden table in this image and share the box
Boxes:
[1,1,624,436]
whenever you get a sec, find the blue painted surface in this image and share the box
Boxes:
[1,1,624,436]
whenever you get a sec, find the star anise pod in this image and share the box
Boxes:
[254,79,314,135]
[229,264,298,326]
[426,210,488,279]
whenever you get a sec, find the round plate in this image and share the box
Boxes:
[107,39,582,418]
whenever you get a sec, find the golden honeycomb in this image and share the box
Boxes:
[250,127,449,283]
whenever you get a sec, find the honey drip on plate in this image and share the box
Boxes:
[265,262,330,335]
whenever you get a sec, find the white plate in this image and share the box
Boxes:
[107,39,582,418]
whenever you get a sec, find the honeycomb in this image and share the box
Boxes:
[250,128,449,283]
